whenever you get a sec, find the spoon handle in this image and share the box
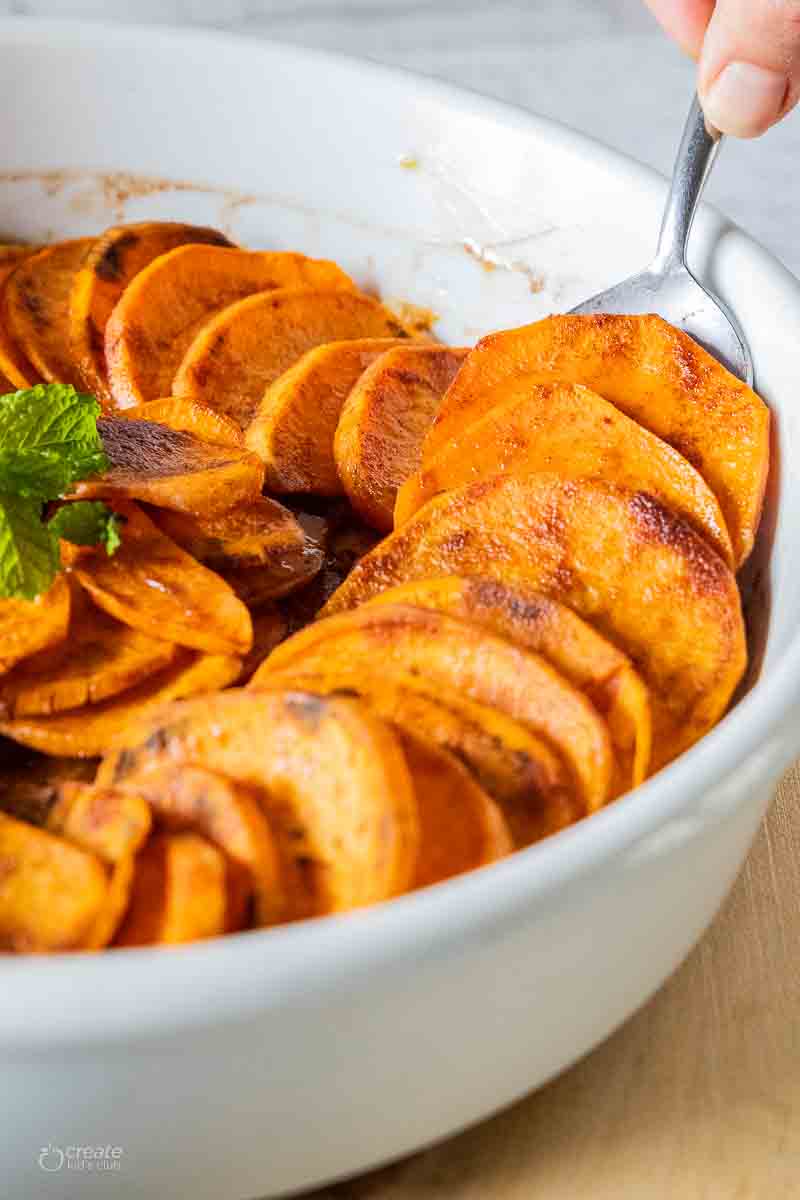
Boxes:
[655,96,723,270]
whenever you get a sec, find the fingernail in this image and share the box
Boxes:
[701,62,788,138]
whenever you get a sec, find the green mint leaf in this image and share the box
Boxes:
[0,493,60,601]
[48,501,122,557]
[0,385,109,496]
[0,447,108,500]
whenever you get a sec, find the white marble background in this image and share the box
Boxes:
[1,0,798,272]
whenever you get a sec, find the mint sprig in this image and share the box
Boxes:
[0,385,121,600]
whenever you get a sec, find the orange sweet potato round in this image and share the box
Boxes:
[99,688,420,918]
[5,238,94,388]
[0,651,242,759]
[0,811,108,952]
[362,577,652,792]
[105,246,355,407]
[112,765,282,927]
[70,221,232,403]
[427,314,769,567]
[74,502,253,656]
[114,831,249,946]
[397,379,733,566]
[335,344,467,531]
[323,474,746,768]
[252,666,577,849]
[262,603,613,813]
[400,734,512,887]
[172,287,411,429]
[245,338,407,493]
[122,396,244,447]
[72,417,265,517]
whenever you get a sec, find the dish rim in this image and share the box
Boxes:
[0,16,796,1044]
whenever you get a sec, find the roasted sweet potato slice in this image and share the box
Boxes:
[4,238,94,387]
[255,669,574,848]
[120,765,284,926]
[99,689,419,917]
[0,810,108,952]
[324,474,746,767]
[397,380,734,565]
[363,577,652,791]
[237,606,288,683]
[335,345,468,531]
[122,396,244,448]
[153,498,322,607]
[173,287,411,428]
[106,246,355,407]
[69,222,232,403]
[75,502,253,656]
[47,782,152,948]
[245,338,407,493]
[49,782,152,862]
[0,604,178,717]
[114,831,248,946]
[70,416,264,517]
[151,496,307,569]
[0,251,40,388]
[400,735,511,887]
[0,574,70,673]
[0,651,241,758]
[427,315,770,567]
[261,603,613,812]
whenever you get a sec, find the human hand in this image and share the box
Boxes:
[644,1,799,137]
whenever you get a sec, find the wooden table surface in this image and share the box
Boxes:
[311,768,800,1199]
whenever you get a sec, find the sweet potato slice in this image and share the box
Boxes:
[47,782,152,947]
[401,735,511,887]
[0,811,108,952]
[120,765,284,926]
[48,781,152,862]
[427,315,770,567]
[106,246,355,407]
[151,496,306,569]
[4,238,94,387]
[0,574,70,672]
[363,577,652,791]
[397,380,734,565]
[98,689,419,916]
[0,651,241,758]
[324,474,746,768]
[69,222,232,403]
[252,629,575,849]
[114,832,248,946]
[70,417,264,517]
[245,338,407,493]
[0,604,178,717]
[260,603,613,812]
[153,498,322,607]
[0,252,41,388]
[75,502,253,655]
[173,287,411,428]
[122,396,244,448]
[256,670,573,847]
[335,345,468,531]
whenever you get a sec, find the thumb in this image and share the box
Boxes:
[699,0,800,137]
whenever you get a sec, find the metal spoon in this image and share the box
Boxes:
[571,96,753,386]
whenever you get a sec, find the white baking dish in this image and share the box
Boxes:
[0,20,797,1200]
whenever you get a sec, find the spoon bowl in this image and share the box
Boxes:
[571,97,754,386]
